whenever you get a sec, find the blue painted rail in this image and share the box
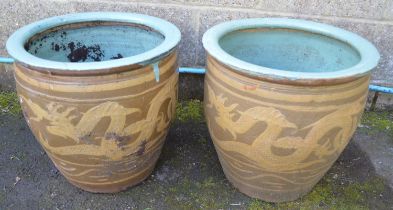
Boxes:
[0,57,15,64]
[179,67,393,94]
[1,57,392,94]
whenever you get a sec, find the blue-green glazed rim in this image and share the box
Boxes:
[6,12,181,71]
[202,18,380,81]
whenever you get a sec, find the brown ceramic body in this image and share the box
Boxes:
[204,55,369,202]
[14,52,178,193]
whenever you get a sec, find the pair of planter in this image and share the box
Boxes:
[5,12,379,202]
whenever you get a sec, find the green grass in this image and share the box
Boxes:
[176,99,204,122]
[361,111,393,137]
[165,177,230,210]
[0,191,5,205]
[0,91,21,116]
[247,178,386,210]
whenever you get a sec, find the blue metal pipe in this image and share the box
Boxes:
[178,67,393,94]
[178,67,206,74]
[0,57,15,64]
[369,85,393,94]
[1,57,392,94]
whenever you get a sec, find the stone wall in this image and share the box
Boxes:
[0,0,392,88]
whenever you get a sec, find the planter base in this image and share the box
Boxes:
[65,160,156,193]
[221,159,315,202]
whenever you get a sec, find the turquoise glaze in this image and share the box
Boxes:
[26,25,164,63]
[6,12,181,71]
[220,29,360,73]
[203,18,380,81]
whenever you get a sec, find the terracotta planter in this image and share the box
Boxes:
[202,18,380,202]
[6,12,181,193]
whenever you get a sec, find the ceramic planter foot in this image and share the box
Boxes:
[63,142,161,193]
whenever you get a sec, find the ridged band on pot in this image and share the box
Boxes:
[6,12,181,193]
[202,18,380,202]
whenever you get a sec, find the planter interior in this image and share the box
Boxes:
[219,28,361,73]
[25,22,164,63]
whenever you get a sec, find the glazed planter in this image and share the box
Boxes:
[6,12,181,193]
[202,18,380,202]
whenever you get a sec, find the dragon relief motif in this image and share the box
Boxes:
[21,74,177,161]
[206,84,365,172]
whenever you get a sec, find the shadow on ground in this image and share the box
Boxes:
[0,100,393,209]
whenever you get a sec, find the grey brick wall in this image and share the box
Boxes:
[1,0,392,86]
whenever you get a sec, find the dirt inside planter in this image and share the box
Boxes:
[26,34,109,63]
[66,42,104,62]
[24,22,164,63]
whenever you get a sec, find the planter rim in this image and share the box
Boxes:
[202,18,380,81]
[6,12,181,71]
